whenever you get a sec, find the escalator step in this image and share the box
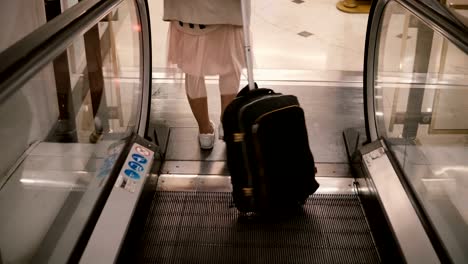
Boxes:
[134,192,380,263]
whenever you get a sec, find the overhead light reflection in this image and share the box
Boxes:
[316,187,351,194]
[20,179,84,188]
[133,24,142,32]
[434,166,468,177]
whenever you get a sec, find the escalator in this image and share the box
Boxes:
[0,0,466,263]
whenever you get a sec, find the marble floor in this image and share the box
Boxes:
[148,0,369,80]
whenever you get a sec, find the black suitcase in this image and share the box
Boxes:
[222,85,319,213]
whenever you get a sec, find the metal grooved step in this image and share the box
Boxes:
[136,192,380,263]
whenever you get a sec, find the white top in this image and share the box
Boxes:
[163,0,248,26]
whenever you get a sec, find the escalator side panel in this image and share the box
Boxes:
[358,140,439,263]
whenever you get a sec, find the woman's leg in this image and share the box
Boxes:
[185,74,214,134]
[219,70,241,116]
[218,71,241,139]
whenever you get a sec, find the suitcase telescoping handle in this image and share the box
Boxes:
[241,0,256,90]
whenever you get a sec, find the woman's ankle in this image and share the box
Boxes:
[199,121,214,134]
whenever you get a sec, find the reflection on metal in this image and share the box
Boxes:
[157,174,356,195]
[433,165,468,176]
[375,72,468,86]
[156,174,231,192]
[315,163,351,177]
[336,0,371,13]
[150,78,364,88]
[361,141,439,263]
[148,68,364,84]
[0,141,40,190]
[315,177,356,194]
[375,81,466,90]
[161,160,352,178]
[161,161,229,175]
[158,84,365,163]
[19,178,89,189]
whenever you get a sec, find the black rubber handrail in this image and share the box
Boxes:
[0,0,123,105]
[398,0,468,53]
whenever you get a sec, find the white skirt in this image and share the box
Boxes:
[167,21,246,77]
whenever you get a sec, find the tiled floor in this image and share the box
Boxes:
[148,0,369,76]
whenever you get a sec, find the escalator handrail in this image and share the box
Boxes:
[0,0,123,105]
[364,0,386,143]
[398,0,468,53]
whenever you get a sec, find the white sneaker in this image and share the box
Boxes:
[218,123,224,140]
[199,121,215,150]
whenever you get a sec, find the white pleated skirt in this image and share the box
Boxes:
[167,21,246,77]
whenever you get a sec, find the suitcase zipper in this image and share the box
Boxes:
[254,104,300,123]
[237,97,283,206]
[238,100,300,209]
[252,124,269,209]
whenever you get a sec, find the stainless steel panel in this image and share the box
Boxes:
[361,144,439,263]
[161,160,350,177]
[156,174,199,192]
[156,174,355,195]
[165,128,226,161]
[148,68,364,84]
[161,161,229,175]
[315,163,351,177]
[314,177,356,194]
[153,84,365,163]
[80,142,156,264]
